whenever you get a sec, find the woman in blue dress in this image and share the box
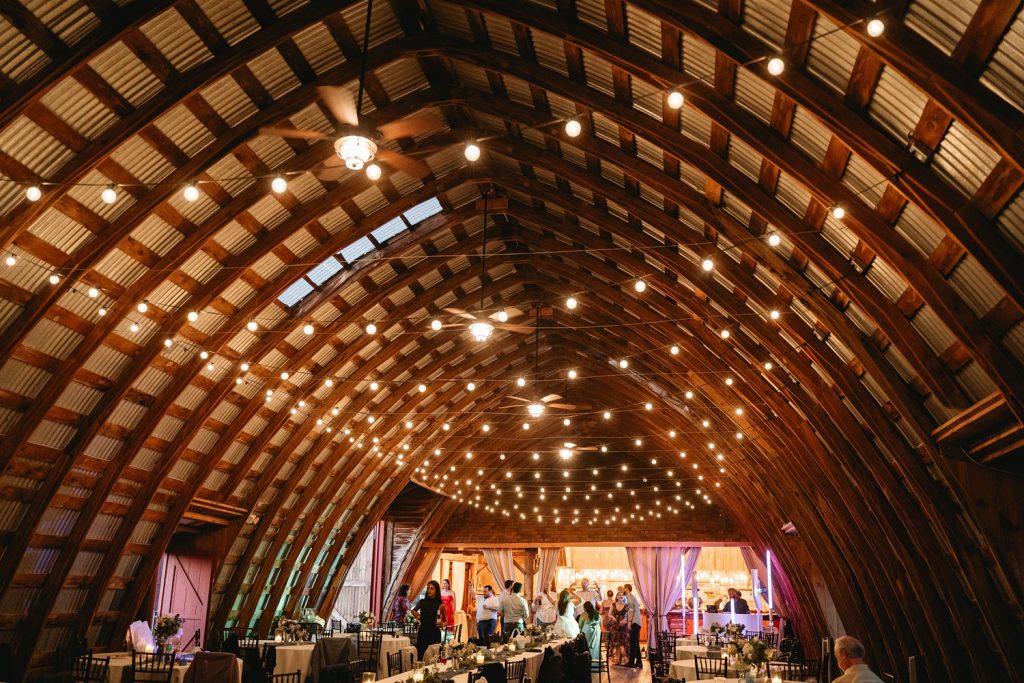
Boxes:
[579,600,602,667]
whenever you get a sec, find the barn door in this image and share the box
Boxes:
[154,554,212,647]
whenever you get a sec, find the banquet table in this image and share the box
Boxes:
[374,639,567,683]
[699,612,764,633]
[669,657,807,683]
[104,653,242,683]
[674,643,706,661]
[332,632,414,677]
[272,642,316,681]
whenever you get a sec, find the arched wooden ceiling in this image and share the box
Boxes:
[0,0,1023,680]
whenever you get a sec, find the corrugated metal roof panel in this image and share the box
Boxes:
[741,0,791,50]
[894,201,944,256]
[214,220,259,255]
[195,0,261,45]
[868,66,928,142]
[130,215,185,257]
[948,256,1003,319]
[533,31,569,77]
[805,13,859,96]
[108,135,177,186]
[484,13,518,56]
[632,77,663,123]
[27,209,93,255]
[582,51,615,98]
[39,77,117,141]
[727,137,761,182]
[982,12,1024,113]
[864,258,905,303]
[775,172,811,216]
[0,116,73,178]
[910,305,957,355]
[89,40,164,107]
[904,0,980,56]
[996,191,1024,254]
[23,318,82,361]
[841,154,886,208]
[139,8,213,72]
[733,68,774,125]
[788,106,831,163]
[0,16,48,82]
[956,360,996,402]
[247,47,302,100]
[200,75,260,128]
[931,120,1000,196]
[433,0,472,37]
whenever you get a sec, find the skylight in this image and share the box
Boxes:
[277,198,445,308]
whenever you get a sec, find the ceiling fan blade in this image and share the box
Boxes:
[377,112,443,140]
[314,165,347,182]
[577,446,600,452]
[540,394,563,403]
[506,396,531,403]
[260,126,331,140]
[443,307,477,320]
[547,403,578,410]
[375,149,431,179]
[318,85,360,127]
[502,307,525,319]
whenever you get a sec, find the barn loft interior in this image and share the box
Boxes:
[0,0,1022,682]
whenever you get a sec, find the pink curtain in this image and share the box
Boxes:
[535,548,560,597]
[626,547,684,648]
[482,549,515,590]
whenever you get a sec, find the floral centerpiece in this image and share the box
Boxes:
[706,623,724,637]
[523,624,543,643]
[358,610,376,628]
[724,622,745,641]
[277,617,309,642]
[153,614,183,652]
[725,636,776,678]
[405,667,445,683]
[445,641,483,669]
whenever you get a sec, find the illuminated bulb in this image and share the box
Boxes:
[523,422,530,430]
[725,377,734,386]
[685,390,693,399]
[645,402,653,411]
[720,329,730,339]
[564,119,582,137]
[527,402,544,418]
[98,307,107,316]
[566,296,577,310]
[431,319,442,331]
[370,381,379,391]
[365,163,382,181]
[206,362,215,372]
[670,345,679,355]
[101,184,117,204]
[768,232,781,247]
[26,185,42,201]
[183,183,200,202]
[469,320,493,341]
[235,377,243,385]
[702,258,714,271]
[271,176,288,193]
[302,323,314,335]
[49,273,59,285]
[831,205,846,220]
[137,302,148,313]
[767,56,785,75]
[634,279,646,293]
[281,371,289,380]
[466,382,475,391]
[496,310,509,322]
[246,320,258,332]
[200,351,209,360]
[619,359,628,369]
[464,143,481,161]
[736,432,744,440]
[442,422,450,431]
[563,418,571,426]
[702,420,710,428]
[482,424,489,432]
[187,310,199,322]
[129,322,139,333]
[163,338,173,348]
[667,89,684,109]
[559,448,573,460]
[87,287,99,299]
[764,361,773,370]
[240,362,250,371]
[3,254,15,267]
[770,310,780,320]
[517,377,526,387]
[866,18,885,37]
[603,411,611,420]
[365,322,377,335]
[567,369,577,379]
[418,383,427,393]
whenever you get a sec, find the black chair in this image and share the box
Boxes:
[387,650,407,676]
[131,652,176,683]
[345,623,361,633]
[357,631,382,672]
[694,655,727,679]
[301,622,323,642]
[696,633,720,647]
[72,653,109,683]
[56,637,90,672]
[331,619,345,633]
[488,634,502,646]
[403,621,419,638]
[591,639,611,683]
[769,658,820,681]
[757,631,779,648]
[505,659,526,683]
[377,622,398,635]
[271,672,302,683]
[649,654,670,683]
[573,651,591,683]
[260,643,277,677]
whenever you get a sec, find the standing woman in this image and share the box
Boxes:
[553,590,580,639]
[600,590,615,630]
[391,584,413,624]
[411,580,444,659]
[440,578,456,629]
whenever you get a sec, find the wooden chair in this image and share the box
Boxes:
[756,631,779,647]
[357,630,383,672]
[56,637,89,672]
[505,658,525,683]
[591,639,611,683]
[131,651,176,683]
[696,633,720,647]
[271,672,302,683]
[71,653,109,683]
[300,622,322,642]
[693,655,728,680]
[345,622,362,633]
[387,650,406,677]
[376,622,397,635]
[402,621,419,638]
[260,643,277,677]
[769,658,820,680]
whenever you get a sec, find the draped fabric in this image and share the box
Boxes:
[681,548,701,597]
[625,547,684,648]
[411,549,444,601]
[536,547,561,596]
[482,549,516,590]
[739,547,787,617]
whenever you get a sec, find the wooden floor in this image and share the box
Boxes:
[607,660,653,683]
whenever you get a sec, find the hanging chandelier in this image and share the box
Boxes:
[527,402,545,418]
[334,135,377,170]
[469,320,494,341]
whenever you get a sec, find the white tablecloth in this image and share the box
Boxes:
[376,640,568,683]
[105,654,242,683]
[670,658,804,682]
[333,633,414,677]
[700,613,764,632]
[674,643,707,661]
[274,643,316,681]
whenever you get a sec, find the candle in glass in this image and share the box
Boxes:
[509,642,516,652]
[413,670,424,682]
[275,634,282,643]
[476,653,485,665]
[771,677,781,683]
[362,673,376,683]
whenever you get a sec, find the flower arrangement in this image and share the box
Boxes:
[405,612,418,628]
[152,614,184,645]
[706,623,724,637]
[278,618,309,641]
[445,641,483,668]
[406,667,445,683]
[725,622,745,641]
[358,611,376,628]
[523,624,543,638]
[725,636,776,674]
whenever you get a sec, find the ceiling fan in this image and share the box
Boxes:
[260,0,439,181]
[506,307,580,417]
[558,441,602,459]
[441,191,535,340]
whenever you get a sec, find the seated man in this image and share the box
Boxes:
[725,588,750,614]
[832,636,883,682]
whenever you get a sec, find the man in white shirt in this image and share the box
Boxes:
[498,582,530,641]
[476,585,500,644]
[573,578,601,618]
[832,636,884,683]
[622,583,643,668]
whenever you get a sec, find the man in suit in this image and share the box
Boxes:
[726,588,750,614]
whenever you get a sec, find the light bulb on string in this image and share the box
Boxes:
[766,56,785,75]
[271,176,288,193]
[831,205,846,220]
[129,322,139,333]
[101,184,118,204]
[137,302,148,313]
[365,322,377,335]
[667,90,685,109]
[567,369,577,379]
[48,273,59,285]
[564,119,582,137]
[303,323,314,335]
[97,308,107,316]
[4,254,15,267]
[701,258,714,271]
[866,18,885,37]
[187,311,199,322]
[566,296,578,310]
[770,310,780,320]
[517,377,526,387]
[618,359,628,369]
[768,232,781,246]
[183,183,200,202]
[430,319,442,331]
[199,351,209,360]
[464,143,481,161]
[26,185,41,201]
[246,320,258,332]
[670,345,679,355]
[634,279,646,293]
[87,287,99,299]
[365,163,382,181]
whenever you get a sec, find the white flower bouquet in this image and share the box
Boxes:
[358,610,376,628]
[152,614,183,646]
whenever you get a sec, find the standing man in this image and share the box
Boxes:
[622,583,642,668]
[573,578,602,618]
[832,636,884,682]
[498,582,530,641]
[476,585,500,644]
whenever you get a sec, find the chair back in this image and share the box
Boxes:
[71,653,109,683]
[357,630,383,668]
[573,652,591,683]
[301,622,323,642]
[387,650,405,677]
[403,621,419,637]
[769,658,820,681]
[271,672,302,683]
[377,622,397,635]
[345,622,362,633]
[57,637,90,672]
[505,658,525,683]
[693,655,728,678]
[132,651,176,683]
[260,643,277,676]
[695,633,720,647]
[757,631,779,648]
[183,651,236,683]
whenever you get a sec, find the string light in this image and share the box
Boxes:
[634,279,646,293]
[183,183,200,202]
[129,322,139,333]
[365,163,382,181]
[866,18,885,36]
[87,287,99,299]
[667,90,684,109]
[365,322,377,334]
[566,296,578,309]
[48,273,59,284]
[4,254,15,267]
[431,319,442,330]
[567,369,577,379]
[464,143,481,161]
[303,323,315,335]
[701,258,714,271]
[136,302,148,313]
[187,310,199,322]
[517,377,526,387]
[271,176,288,193]
[770,310,780,320]
[831,205,846,220]
[720,329,730,339]
[101,184,117,204]
[26,185,41,201]
[564,119,582,137]
[766,57,785,75]
[767,232,781,247]
[618,359,629,368]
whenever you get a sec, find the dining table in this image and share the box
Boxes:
[103,652,243,683]
[373,639,568,683]
[262,632,414,679]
